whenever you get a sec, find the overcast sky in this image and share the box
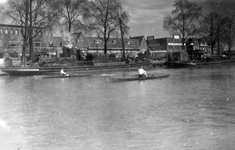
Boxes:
[122,0,218,39]
[122,0,176,38]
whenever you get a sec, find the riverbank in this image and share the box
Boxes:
[0,61,153,76]
[162,57,235,68]
[196,58,235,65]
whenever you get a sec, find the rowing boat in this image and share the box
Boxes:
[34,73,91,79]
[107,74,170,82]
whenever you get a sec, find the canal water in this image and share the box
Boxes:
[0,64,235,150]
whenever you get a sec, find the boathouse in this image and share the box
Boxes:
[147,35,188,61]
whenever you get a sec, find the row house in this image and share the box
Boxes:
[0,24,147,66]
[72,32,147,59]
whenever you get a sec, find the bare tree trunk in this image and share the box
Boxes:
[217,25,221,55]
[211,42,214,55]
[228,44,231,57]
[22,41,27,66]
[104,30,107,54]
[104,40,107,54]
[29,0,34,61]
[21,0,29,66]
[69,23,72,33]
[120,16,125,59]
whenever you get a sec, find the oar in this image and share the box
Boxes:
[132,74,138,78]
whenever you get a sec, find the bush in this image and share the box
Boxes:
[86,53,94,61]
[109,53,116,59]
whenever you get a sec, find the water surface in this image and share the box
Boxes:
[0,64,235,150]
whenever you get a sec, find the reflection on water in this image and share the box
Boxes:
[0,64,235,150]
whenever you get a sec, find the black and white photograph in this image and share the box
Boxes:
[0,0,235,149]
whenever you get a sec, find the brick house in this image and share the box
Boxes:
[0,24,62,66]
[72,32,145,58]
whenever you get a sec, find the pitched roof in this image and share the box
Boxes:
[85,37,139,50]
[72,32,83,39]
[130,36,145,46]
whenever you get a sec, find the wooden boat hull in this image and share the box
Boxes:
[108,74,170,82]
[34,73,91,79]
[163,61,196,68]
[0,68,49,76]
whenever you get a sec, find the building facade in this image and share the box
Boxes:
[147,35,186,61]
[186,38,211,60]
[0,24,22,59]
[0,24,148,66]
[0,24,63,66]
[72,32,147,58]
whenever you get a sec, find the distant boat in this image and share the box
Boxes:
[107,73,170,82]
[34,73,91,79]
[0,68,49,76]
[196,59,235,65]
[163,61,196,68]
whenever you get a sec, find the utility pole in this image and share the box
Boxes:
[119,9,125,60]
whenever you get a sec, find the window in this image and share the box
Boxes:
[0,28,3,34]
[77,39,83,42]
[8,41,18,47]
[126,41,132,45]
[49,41,54,47]
[94,39,101,44]
[35,42,41,47]
[10,29,14,34]
[5,29,8,34]
[15,29,19,35]
[9,52,19,58]
[112,40,116,44]
[173,35,180,39]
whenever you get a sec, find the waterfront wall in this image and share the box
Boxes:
[94,61,126,66]
[0,58,21,67]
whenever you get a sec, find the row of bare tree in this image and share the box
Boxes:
[163,0,235,55]
[0,0,129,64]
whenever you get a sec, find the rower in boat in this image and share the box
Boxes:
[138,66,147,77]
[60,68,69,76]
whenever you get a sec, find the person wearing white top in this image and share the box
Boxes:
[138,66,147,77]
[60,68,67,76]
